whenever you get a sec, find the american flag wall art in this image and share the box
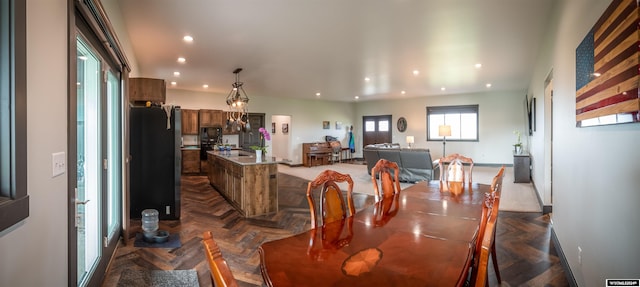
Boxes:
[575,0,640,127]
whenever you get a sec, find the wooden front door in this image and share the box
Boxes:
[362,115,392,147]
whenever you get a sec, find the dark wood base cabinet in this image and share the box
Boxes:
[207,152,278,217]
[181,149,200,174]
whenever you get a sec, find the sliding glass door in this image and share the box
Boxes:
[74,33,122,287]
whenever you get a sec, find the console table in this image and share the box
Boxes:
[513,153,531,183]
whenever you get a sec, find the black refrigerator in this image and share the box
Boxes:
[130,106,181,220]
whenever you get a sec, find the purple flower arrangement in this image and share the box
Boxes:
[251,127,271,154]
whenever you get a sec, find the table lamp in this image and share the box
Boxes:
[438,125,451,156]
[406,136,414,148]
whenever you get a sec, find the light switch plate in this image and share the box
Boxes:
[52,152,66,178]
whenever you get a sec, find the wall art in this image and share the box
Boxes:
[575,0,640,127]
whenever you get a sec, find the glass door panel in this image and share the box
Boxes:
[76,36,102,286]
[106,70,121,241]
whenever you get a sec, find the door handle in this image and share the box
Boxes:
[74,188,90,227]
[75,199,90,205]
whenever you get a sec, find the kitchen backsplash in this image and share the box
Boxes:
[182,135,199,146]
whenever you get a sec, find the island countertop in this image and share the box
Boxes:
[206,150,279,217]
[206,150,282,165]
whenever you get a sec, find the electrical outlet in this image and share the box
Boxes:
[578,246,582,265]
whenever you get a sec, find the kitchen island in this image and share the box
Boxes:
[207,150,280,217]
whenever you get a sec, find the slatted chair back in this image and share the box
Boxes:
[306,170,355,229]
[202,231,239,287]
[371,159,402,202]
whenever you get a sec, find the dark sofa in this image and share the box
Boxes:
[363,144,435,182]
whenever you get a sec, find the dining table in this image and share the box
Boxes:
[258,180,491,287]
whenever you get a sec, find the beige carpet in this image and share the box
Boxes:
[278,163,541,212]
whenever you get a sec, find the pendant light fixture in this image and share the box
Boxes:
[225,68,250,129]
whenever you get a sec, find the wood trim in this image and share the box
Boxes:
[530,178,550,214]
[0,0,29,233]
[74,0,131,72]
[551,228,579,287]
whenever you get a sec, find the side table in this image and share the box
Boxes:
[513,153,530,183]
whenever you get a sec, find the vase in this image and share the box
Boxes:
[515,145,522,154]
[255,149,262,162]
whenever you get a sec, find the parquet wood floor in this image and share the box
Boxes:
[101,174,570,287]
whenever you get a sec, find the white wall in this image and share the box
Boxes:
[0,0,69,286]
[101,0,139,76]
[526,0,560,207]
[355,90,527,163]
[271,115,291,161]
[529,0,640,285]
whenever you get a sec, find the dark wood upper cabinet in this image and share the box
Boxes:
[128,77,166,103]
[181,109,199,135]
[199,109,223,127]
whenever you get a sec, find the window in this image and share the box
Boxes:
[0,0,28,232]
[426,105,479,141]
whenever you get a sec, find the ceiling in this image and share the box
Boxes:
[116,0,555,102]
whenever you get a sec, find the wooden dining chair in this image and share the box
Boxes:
[306,170,356,229]
[469,166,505,286]
[471,192,500,287]
[371,159,402,202]
[488,166,505,283]
[491,165,506,197]
[202,231,239,287]
[329,141,342,164]
[438,153,474,184]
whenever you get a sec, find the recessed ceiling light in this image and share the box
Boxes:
[315,92,321,96]
[401,90,406,95]
[183,35,193,42]
[170,81,177,86]
[486,83,492,88]
[412,70,419,76]
[354,96,360,99]
[475,63,482,68]
[173,71,180,77]
[441,87,446,91]
[177,57,186,63]
[364,77,370,82]
[203,84,209,88]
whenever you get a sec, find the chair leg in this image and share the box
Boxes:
[491,238,502,283]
